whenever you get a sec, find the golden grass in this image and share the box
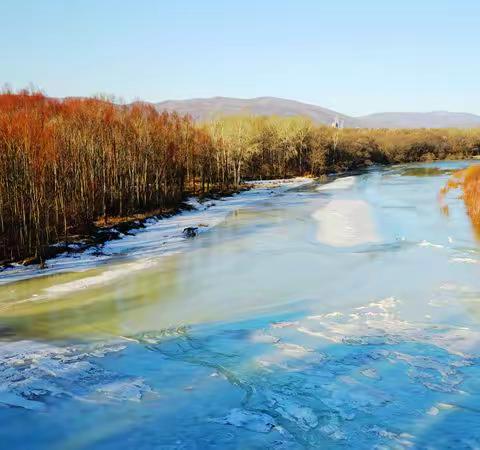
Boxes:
[440,165,480,238]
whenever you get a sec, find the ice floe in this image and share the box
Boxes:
[419,240,444,249]
[450,257,480,264]
[0,340,151,410]
[266,392,318,431]
[211,408,277,433]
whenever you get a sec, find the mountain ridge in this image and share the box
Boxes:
[153,96,480,129]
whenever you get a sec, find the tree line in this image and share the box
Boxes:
[1,90,480,263]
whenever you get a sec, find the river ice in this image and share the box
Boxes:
[1,162,480,449]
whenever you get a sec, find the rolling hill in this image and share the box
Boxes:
[154,97,480,129]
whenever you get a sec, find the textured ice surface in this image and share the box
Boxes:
[2,290,480,448]
[0,340,152,410]
[2,163,480,449]
[89,292,476,448]
[211,408,277,433]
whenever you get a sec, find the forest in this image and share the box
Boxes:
[1,90,480,264]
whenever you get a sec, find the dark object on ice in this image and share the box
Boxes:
[0,263,14,272]
[0,325,15,338]
[183,227,198,238]
[93,229,121,244]
[115,220,145,236]
[21,256,39,266]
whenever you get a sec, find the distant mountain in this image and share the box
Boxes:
[356,111,480,129]
[155,97,355,126]
[154,97,480,129]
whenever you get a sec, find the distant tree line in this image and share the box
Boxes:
[1,90,480,263]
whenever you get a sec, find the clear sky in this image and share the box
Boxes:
[1,0,479,116]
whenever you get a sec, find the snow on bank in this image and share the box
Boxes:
[316,176,356,191]
[312,199,380,247]
[245,177,314,189]
[0,178,313,286]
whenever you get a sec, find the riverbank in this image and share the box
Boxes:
[0,177,312,283]
[0,185,255,270]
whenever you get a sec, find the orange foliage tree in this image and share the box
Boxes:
[440,165,480,237]
[0,91,219,262]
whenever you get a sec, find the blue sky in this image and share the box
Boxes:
[1,0,479,115]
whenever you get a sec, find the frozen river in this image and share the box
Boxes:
[1,162,480,449]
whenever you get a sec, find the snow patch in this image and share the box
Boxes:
[312,199,380,247]
[316,176,356,191]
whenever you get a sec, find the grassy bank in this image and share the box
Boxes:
[441,165,480,239]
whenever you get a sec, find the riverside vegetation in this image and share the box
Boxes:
[441,164,480,237]
[1,90,480,265]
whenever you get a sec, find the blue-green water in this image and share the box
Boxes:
[1,162,480,449]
